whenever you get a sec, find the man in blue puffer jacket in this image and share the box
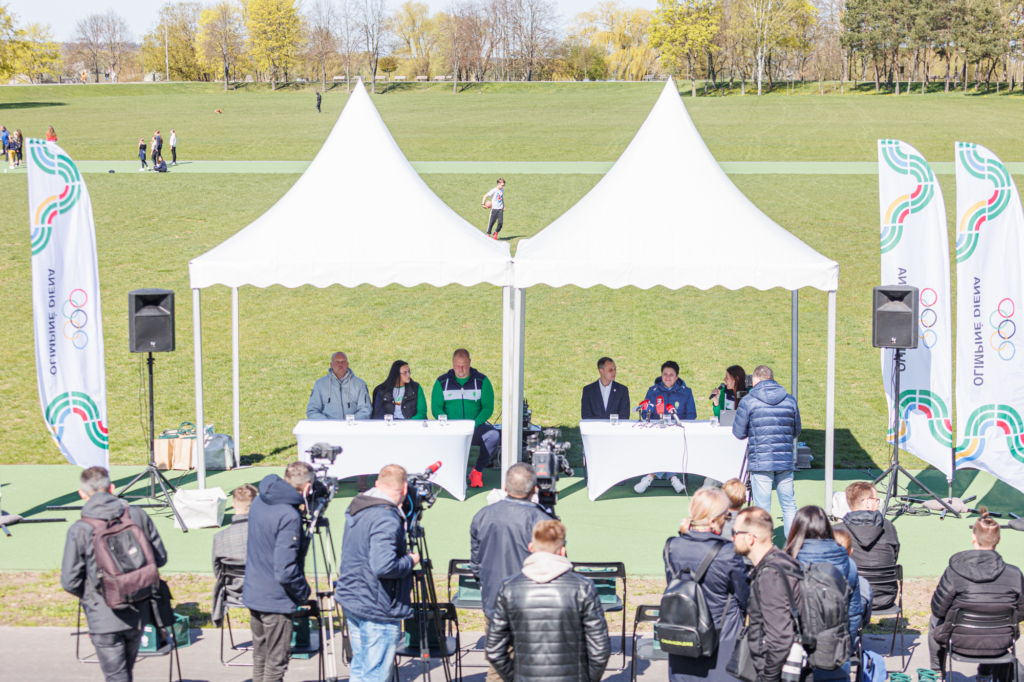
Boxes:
[733,365,801,537]
[336,464,421,682]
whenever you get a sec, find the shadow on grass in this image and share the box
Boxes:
[0,101,67,110]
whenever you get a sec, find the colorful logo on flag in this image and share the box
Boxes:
[956,403,1024,464]
[44,391,109,451]
[29,140,82,256]
[988,298,1016,361]
[879,140,936,254]
[956,142,1011,263]
[887,389,953,448]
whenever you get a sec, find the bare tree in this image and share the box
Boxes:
[307,0,338,90]
[359,0,391,92]
[337,0,358,91]
[198,1,246,90]
[102,10,132,82]
[73,14,106,82]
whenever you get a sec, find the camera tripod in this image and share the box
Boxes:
[406,511,460,682]
[306,513,344,682]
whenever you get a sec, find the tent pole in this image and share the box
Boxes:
[824,290,836,514]
[232,287,240,468]
[500,287,526,489]
[193,288,206,489]
[792,289,799,466]
[514,288,526,469]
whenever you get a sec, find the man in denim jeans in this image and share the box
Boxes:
[336,464,420,682]
[732,365,801,537]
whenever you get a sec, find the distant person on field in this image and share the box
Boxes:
[2,125,9,155]
[154,155,168,173]
[482,177,505,239]
[720,477,747,537]
[169,129,177,165]
[834,481,900,611]
[7,131,21,168]
[212,484,257,627]
[46,126,57,142]
[15,130,22,165]
[733,364,801,537]
[152,130,162,167]
[316,90,321,113]
[432,348,497,489]
[928,513,1024,682]
[581,356,631,421]
[138,139,148,170]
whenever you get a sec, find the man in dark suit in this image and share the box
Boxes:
[581,356,630,420]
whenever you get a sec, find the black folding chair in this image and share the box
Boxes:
[76,601,182,682]
[217,561,252,667]
[446,559,487,667]
[945,605,1019,682]
[859,564,905,668]
[630,605,668,682]
[394,602,462,682]
[573,561,628,671]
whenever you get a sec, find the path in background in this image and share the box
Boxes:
[2,464,1021,577]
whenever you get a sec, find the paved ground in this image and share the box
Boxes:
[7,160,1024,175]
[2,626,1014,682]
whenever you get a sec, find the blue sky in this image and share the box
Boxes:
[13,0,658,43]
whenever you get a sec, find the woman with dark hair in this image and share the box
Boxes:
[663,488,749,682]
[635,361,696,494]
[785,505,863,681]
[371,360,427,420]
[709,365,746,417]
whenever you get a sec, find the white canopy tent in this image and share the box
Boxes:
[512,79,841,511]
[187,81,519,488]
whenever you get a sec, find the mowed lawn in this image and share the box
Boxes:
[0,83,1015,469]
[1,81,1023,162]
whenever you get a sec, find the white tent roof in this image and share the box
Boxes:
[189,82,511,290]
[513,80,839,292]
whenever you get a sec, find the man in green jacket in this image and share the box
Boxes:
[432,348,498,489]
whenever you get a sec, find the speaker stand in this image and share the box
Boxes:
[117,353,188,532]
[874,348,959,519]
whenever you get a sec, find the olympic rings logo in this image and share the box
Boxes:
[62,289,89,350]
[919,288,939,349]
[989,298,1015,361]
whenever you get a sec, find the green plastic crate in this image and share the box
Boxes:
[139,613,191,652]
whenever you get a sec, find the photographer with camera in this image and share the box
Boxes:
[243,462,314,682]
[336,464,421,682]
[470,463,553,682]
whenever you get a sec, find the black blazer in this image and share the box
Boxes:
[581,380,630,420]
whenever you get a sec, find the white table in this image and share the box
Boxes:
[293,419,474,500]
[580,420,748,501]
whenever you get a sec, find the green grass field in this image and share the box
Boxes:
[0,82,1016,469]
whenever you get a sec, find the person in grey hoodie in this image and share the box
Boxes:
[61,467,168,682]
[306,351,371,421]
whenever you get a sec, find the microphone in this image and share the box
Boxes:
[709,383,726,400]
[634,399,651,413]
[424,461,442,475]
[655,396,665,416]
[666,404,683,425]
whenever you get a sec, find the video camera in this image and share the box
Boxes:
[306,442,343,529]
[526,428,574,512]
[402,462,442,520]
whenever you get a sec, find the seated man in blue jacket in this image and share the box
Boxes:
[243,462,313,682]
[337,464,421,682]
[581,356,631,420]
[634,361,696,495]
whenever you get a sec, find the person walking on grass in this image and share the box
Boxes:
[169,129,177,165]
[482,178,505,240]
[152,130,162,167]
[316,90,321,113]
[138,138,148,170]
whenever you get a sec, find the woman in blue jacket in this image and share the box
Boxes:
[634,361,697,494]
[785,505,864,681]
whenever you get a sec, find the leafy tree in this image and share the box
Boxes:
[198,1,246,90]
[142,2,206,82]
[651,0,721,95]
[734,0,814,93]
[244,0,303,89]
[390,1,436,77]
[14,23,61,83]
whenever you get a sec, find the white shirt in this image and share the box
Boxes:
[170,132,177,147]
[392,386,406,419]
[485,187,504,210]
[599,380,612,410]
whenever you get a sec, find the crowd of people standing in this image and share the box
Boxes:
[1,125,57,169]
[137,129,177,172]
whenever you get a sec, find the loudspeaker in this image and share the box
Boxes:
[129,289,175,353]
[872,285,919,349]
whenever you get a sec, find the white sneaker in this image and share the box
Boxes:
[634,474,654,494]
[670,476,686,494]
[138,168,144,171]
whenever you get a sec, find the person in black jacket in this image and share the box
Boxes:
[664,488,749,682]
[336,464,421,682]
[153,155,168,172]
[928,514,1024,682]
[732,506,809,682]
[581,356,631,420]
[61,467,169,682]
[487,519,610,682]
[833,481,900,610]
[371,360,427,420]
[243,463,314,682]
[471,463,553,682]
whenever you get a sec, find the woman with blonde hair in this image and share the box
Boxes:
[663,487,750,682]
[46,126,57,142]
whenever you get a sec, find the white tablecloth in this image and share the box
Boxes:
[580,420,748,501]
[293,419,474,500]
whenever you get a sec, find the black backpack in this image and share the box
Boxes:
[658,538,729,658]
[795,562,851,671]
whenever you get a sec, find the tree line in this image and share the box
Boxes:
[2,0,1023,94]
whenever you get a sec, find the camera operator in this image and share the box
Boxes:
[336,464,421,682]
[470,463,553,682]
[244,462,314,682]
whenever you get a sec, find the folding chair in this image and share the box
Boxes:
[217,561,252,667]
[630,605,668,682]
[859,564,905,668]
[76,601,183,682]
[446,559,488,668]
[394,602,462,682]
[944,605,1019,682]
[573,561,628,671]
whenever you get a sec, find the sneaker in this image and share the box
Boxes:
[634,474,654,494]
[670,475,686,494]
[138,168,145,171]
[469,469,483,488]
[492,233,498,240]
[172,162,176,165]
